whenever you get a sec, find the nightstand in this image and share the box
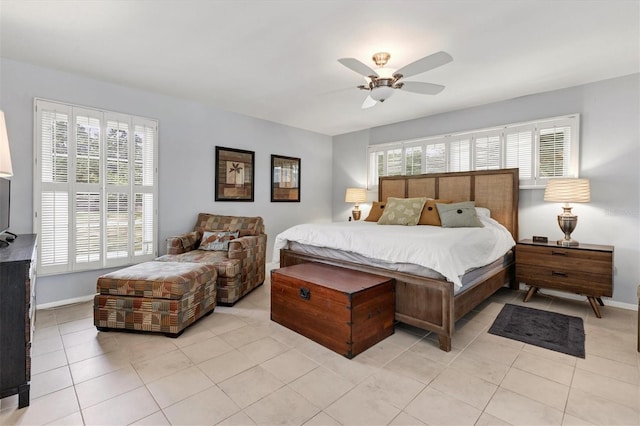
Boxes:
[515,239,614,318]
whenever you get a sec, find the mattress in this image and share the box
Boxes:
[286,241,513,293]
[273,215,516,290]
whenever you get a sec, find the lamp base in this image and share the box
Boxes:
[556,208,579,247]
[351,208,361,221]
[557,238,579,247]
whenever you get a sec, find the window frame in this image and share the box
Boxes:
[34,98,158,276]
[367,114,580,190]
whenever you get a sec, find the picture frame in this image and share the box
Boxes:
[271,154,301,202]
[215,146,255,202]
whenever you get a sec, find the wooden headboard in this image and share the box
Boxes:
[379,168,519,240]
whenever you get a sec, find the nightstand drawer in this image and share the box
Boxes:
[516,244,613,275]
[516,264,613,297]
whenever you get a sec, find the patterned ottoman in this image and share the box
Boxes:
[93,261,217,337]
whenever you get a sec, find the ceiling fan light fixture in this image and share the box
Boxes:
[370,86,394,102]
[372,52,390,67]
[339,50,452,106]
[362,66,395,85]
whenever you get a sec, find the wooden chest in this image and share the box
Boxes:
[271,263,395,358]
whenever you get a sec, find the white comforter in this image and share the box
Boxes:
[273,216,515,290]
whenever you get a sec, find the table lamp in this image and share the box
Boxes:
[345,188,366,221]
[543,178,590,247]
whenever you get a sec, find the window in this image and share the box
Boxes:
[367,114,579,189]
[35,99,158,276]
[404,145,422,175]
[368,143,403,188]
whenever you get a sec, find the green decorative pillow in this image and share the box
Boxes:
[377,197,427,226]
[436,201,484,228]
[200,230,239,251]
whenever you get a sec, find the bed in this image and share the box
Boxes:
[276,168,519,352]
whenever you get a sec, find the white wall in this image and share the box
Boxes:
[0,58,333,305]
[333,74,640,305]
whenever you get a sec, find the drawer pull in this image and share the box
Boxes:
[299,287,311,300]
[551,251,567,256]
[551,271,568,277]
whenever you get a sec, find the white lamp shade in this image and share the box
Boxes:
[544,178,591,203]
[345,187,366,203]
[0,111,13,177]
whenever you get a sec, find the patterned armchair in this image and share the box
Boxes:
[156,213,267,305]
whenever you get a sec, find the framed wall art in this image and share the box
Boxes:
[271,154,300,202]
[215,146,255,201]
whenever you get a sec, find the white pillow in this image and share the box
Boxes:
[475,207,491,218]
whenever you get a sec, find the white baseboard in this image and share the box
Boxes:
[518,284,637,311]
[35,276,637,313]
[37,264,284,310]
[37,294,96,310]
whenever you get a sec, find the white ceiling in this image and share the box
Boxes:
[1,1,638,136]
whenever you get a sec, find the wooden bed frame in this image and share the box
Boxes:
[280,168,519,351]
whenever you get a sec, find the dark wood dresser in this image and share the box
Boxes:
[516,239,613,317]
[0,234,37,408]
[271,263,394,358]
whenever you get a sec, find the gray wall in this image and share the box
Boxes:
[333,74,640,306]
[0,58,333,305]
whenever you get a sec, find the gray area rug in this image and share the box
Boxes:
[488,303,585,358]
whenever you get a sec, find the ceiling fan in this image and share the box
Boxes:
[338,51,453,109]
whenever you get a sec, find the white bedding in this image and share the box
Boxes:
[273,216,516,290]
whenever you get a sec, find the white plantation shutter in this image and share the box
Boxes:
[367,115,579,188]
[38,104,71,274]
[75,192,101,264]
[367,143,402,189]
[132,121,156,258]
[106,118,129,186]
[539,124,572,178]
[505,127,534,183]
[40,191,69,273]
[425,141,446,173]
[104,114,130,266]
[34,99,158,275]
[75,114,101,185]
[134,193,154,256]
[404,145,422,175]
[448,137,471,172]
[387,148,402,176]
[473,131,501,170]
[134,123,155,186]
[73,109,103,269]
[40,109,69,184]
[106,192,129,261]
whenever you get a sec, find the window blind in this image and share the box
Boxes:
[35,99,158,275]
[367,114,579,189]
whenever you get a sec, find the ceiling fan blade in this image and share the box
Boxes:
[362,95,377,109]
[393,51,453,79]
[399,81,445,95]
[338,58,379,78]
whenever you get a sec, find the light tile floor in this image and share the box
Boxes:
[1,275,639,426]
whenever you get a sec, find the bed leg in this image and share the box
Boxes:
[508,264,518,290]
[437,334,452,352]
